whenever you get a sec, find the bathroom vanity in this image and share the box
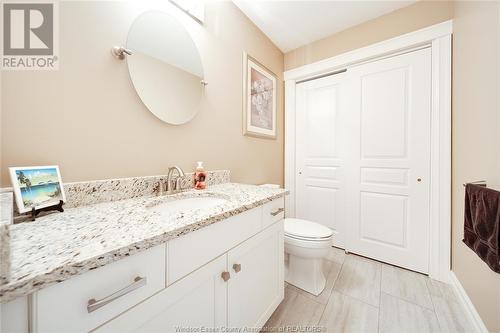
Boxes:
[0,179,286,333]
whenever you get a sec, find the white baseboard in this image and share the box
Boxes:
[448,271,489,333]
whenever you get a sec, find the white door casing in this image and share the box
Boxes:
[284,21,452,281]
[295,73,348,248]
[346,48,431,273]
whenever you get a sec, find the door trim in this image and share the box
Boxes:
[284,20,452,282]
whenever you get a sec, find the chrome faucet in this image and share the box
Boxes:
[165,166,185,195]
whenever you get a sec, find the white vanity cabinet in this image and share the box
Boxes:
[93,255,228,332]
[25,197,285,333]
[95,218,284,333]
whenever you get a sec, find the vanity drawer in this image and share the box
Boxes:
[167,207,262,284]
[262,197,285,229]
[34,244,166,333]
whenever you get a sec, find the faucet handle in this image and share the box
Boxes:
[153,180,164,196]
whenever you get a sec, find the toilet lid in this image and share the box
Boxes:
[284,218,333,240]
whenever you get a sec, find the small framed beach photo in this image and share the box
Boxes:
[243,52,277,139]
[9,166,66,214]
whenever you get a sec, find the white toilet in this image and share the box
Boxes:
[284,218,333,296]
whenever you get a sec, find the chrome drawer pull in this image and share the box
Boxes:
[270,208,284,216]
[87,276,147,313]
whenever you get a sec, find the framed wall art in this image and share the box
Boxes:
[243,52,277,139]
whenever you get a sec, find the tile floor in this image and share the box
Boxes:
[265,247,476,333]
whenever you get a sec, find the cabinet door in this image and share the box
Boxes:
[227,221,284,329]
[1,297,28,333]
[94,255,227,333]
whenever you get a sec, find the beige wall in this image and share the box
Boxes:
[284,0,453,70]
[0,1,284,186]
[452,2,500,332]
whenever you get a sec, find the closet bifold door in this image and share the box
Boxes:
[345,47,432,274]
[295,72,348,248]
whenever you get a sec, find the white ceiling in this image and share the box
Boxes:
[233,0,417,52]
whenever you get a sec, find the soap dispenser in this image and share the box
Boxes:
[194,161,207,190]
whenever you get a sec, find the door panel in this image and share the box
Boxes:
[295,74,347,247]
[301,185,337,231]
[347,48,431,273]
[360,192,408,248]
[360,67,409,158]
[361,167,408,186]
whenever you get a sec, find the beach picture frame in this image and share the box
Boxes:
[9,166,66,214]
[243,52,277,139]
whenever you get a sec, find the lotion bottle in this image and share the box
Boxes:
[194,161,207,190]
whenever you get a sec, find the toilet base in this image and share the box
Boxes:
[285,255,326,296]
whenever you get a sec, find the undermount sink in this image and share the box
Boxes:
[147,196,228,214]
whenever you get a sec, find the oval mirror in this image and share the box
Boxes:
[126,11,204,125]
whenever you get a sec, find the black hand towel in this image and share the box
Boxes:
[463,184,500,273]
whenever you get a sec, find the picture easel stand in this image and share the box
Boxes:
[30,200,64,221]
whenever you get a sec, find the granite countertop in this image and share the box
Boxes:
[0,192,13,226]
[0,193,13,286]
[0,183,287,303]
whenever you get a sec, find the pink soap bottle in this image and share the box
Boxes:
[194,161,207,190]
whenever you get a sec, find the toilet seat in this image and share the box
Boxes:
[284,218,333,242]
[285,234,332,249]
[285,233,332,242]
